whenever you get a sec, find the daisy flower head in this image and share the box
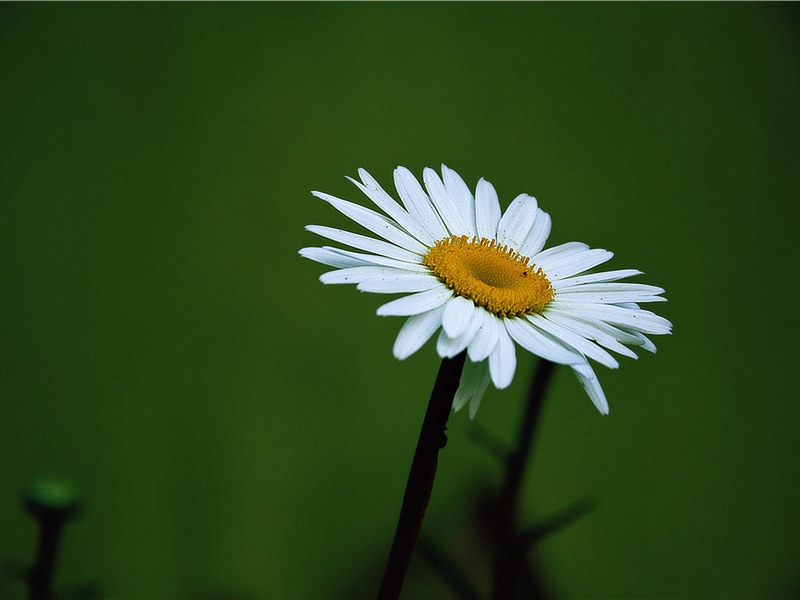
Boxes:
[300,166,672,417]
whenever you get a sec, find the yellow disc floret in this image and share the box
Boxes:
[423,235,554,317]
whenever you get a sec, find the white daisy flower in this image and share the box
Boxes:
[300,165,672,417]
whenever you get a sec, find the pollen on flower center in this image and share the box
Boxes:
[422,235,554,317]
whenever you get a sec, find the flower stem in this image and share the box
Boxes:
[378,352,467,600]
[490,359,556,600]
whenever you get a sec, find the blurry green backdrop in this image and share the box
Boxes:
[2,3,799,599]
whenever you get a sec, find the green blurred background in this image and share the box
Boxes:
[2,3,799,599]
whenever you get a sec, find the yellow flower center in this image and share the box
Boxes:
[422,235,554,317]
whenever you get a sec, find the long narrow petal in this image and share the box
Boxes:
[496,194,539,250]
[474,177,502,241]
[349,169,436,246]
[392,305,446,360]
[423,167,474,236]
[377,286,453,317]
[533,314,620,369]
[542,311,640,359]
[441,164,477,234]
[320,265,415,285]
[393,167,449,240]
[319,247,429,272]
[519,210,552,258]
[504,316,584,365]
[453,359,491,419]
[306,225,423,262]
[571,362,609,415]
[488,327,516,389]
[549,302,673,335]
[357,274,444,294]
[298,247,372,268]
[312,191,429,254]
[555,282,667,304]
[555,269,643,288]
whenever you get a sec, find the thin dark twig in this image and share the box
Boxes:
[377,352,467,600]
[490,359,557,600]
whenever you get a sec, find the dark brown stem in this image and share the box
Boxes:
[377,352,467,600]
[490,359,557,600]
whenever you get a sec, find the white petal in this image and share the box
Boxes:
[504,316,583,365]
[392,305,446,360]
[519,210,551,258]
[488,327,516,389]
[555,282,667,304]
[545,249,614,280]
[357,274,443,294]
[320,265,415,285]
[377,286,453,317]
[349,169,436,246]
[299,247,371,268]
[393,167,449,240]
[549,302,673,335]
[571,361,609,415]
[436,309,482,358]
[533,314,620,369]
[441,296,476,338]
[496,194,540,250]
[542,311,639,359]
[467,309,501,362]
[441,165,477,234]
[474,177,502,241]
[628,330,658,353]
[306,225,423,262]
[532,241,590,268]
[319,247,428,272]
[453,359,491,419]
[423,167,473,236]
[312,191,429,255]
[555,269,643,288]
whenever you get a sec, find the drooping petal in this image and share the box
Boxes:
[467,309,501,362]
[571,361,609,415]
[392,304,447,360]
[441,295,477,338]
[488,327,516,389]
[453,359,491,419]
[436,308,483,358]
